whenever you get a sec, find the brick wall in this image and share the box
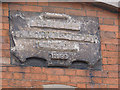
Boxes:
[0,2,119,88]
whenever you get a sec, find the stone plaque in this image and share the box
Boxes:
[10,11,101,69]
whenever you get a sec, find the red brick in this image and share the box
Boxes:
[9,80,32,87]
[22,5,42,12]
[100,84,108,88]
[32,74,47,80]
[13,73,23,79]
[33,85,43,88]
[2,3,8,10]
[3,23,9,30]
[27,2,38,5]
[108,85,118,88]
[70,76,90,83]
[99,18,103,24]
[9,4,22,11]
[106,44,118,51]
[2,79,9,86]
[77,83,86,88]
[42,68,64,75]
[10,2,26,5]
[9,67,31,73]
[116,31,120,38]
[103,18,114,25]
[21,67,31,73]
[84,3,103,11]
[65,69,76,76]
[102,58,108,64]
[0,2,119,88]
[108,72,118,78]
[100,31,116,39]
[0,50,1,56]
[1,36,10,43]
[42,7,65,14]
[37,81,62,86]
[102,51,118,58]
[38,0,48,1]
[119,45,120,51]
[2,72,12,79]
[102,71,108,77]
[0,30,9,36]
[31,81,43,87]
[101,44,106,51]
[97,11,118,19]
[2,43,10,50]
[86,10,97,17]
[100,32,118,45]
[71,3,83,9]
[38,2,48,6]
[92,77,103,83]
[49,2,72,8]
[76,69,86,76]
[3,10,9,16]
[1,50,10,57]
[103,65,118,71]
[92,71,102,77]
[24,73,31,79]
[0,2,1,6]
[119,59,120,64]
[101,38,118,44]
[103,78,118,84]
[31,67,42,73]
[2,16,9,23]
[59,76,70,82]
[100,25,118,32]
[87,84,100,88]
[25,73,47,80]
[90,71,108,78]
[114,19,118,25]
[51,7,65,14]
[0,23,2,29]
[47,75,59,81]
[65,9,86,16]
[2,67,8,72]
[107,58,118,64]
[2,86,13,88]
[8,67,21,72]
[0,10,2,16]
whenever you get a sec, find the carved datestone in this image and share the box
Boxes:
[10,11,101,69]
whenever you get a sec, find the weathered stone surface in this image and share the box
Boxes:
[10,11,101,69]
[29,12,80,30]
[12,30,99,43]
[42,84,76,89]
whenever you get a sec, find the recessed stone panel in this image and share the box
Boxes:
[10,11,101,69]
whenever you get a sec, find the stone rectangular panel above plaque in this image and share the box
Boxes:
[10,11,102,70]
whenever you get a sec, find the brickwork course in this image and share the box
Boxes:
[0,2,119,89]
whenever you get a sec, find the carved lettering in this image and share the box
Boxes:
[10,11,101,69]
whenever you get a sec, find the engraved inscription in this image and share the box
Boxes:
[10,11,101,69]
[51,52,69,59]
[12,30,99,43]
